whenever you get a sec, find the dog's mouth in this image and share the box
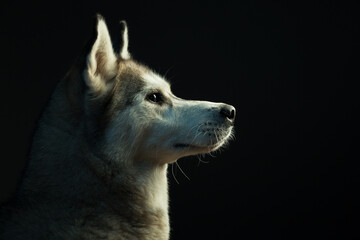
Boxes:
[173,142,221,152]
[174,143,191,148]
[172,125,233,154]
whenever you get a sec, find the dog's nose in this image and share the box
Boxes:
[220,104,236,123]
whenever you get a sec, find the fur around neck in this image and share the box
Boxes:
[1,76,170,240]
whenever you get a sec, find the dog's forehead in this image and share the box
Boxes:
[119,60,171,93]
[140,71,170,92]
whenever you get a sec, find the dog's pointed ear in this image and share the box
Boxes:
[84,14,118,95]
[118,20,131,60]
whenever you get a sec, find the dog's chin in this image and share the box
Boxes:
[173,142,224,155]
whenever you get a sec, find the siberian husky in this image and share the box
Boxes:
[0,15,236,239]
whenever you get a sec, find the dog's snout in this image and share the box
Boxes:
[220,105,236,123]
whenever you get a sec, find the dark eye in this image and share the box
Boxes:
[146,92,163,104]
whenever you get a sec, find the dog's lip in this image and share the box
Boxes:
[174,143,191,148]
[173,142,220,151]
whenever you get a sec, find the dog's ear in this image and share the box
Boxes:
[84,14,118,95]
[118,20,131,60]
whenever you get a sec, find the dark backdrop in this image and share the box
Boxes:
[1,1,359,239]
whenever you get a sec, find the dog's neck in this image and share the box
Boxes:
[24,128,171,239]
[18,80,171,239]
[78,146,171,239]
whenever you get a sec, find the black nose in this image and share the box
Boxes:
[220,105,236,123]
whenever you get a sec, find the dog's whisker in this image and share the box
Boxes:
[175,161,190,181]
[187,123,206,139]
[163,65,175,80]
[171,163,179,184]
[190,130,203,145]
[208,151,216,158]
[197,155,209,164]
[186,124,199,138]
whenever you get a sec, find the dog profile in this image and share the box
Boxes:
[0,15,236,239]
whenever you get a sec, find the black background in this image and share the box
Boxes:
[1,1,359,239]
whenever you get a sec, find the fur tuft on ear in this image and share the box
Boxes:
[119,20,131,60]
[84,14,118,95]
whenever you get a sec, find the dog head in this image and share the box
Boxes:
[81,15,235,165]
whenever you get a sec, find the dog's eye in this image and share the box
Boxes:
[146,92,163,104]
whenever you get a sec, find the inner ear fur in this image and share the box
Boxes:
[84,14,118,95]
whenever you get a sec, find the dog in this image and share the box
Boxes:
[0,14,235,239]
